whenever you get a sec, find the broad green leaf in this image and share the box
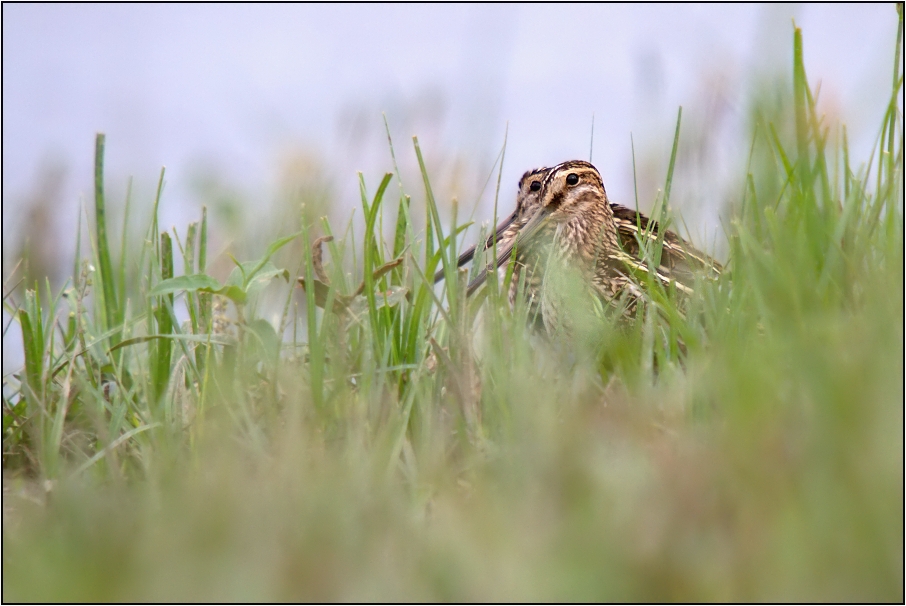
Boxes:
[149,274,223,297]
[237,231,303,288]
[149,274,246,303]
[245,263,290,300]
[245,318,280,366]
[215,285,247,303]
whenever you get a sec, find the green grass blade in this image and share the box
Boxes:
[117,176,133,322]
[413,137,442,274]
[663,106,682,206]
[792,24,811,184]
[93,133,120,342]
[301,220,325,412]
[151,232,174,407]
[18,301,43,405]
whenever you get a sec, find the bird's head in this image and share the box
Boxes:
[466,160,610,295]
[536,160,607,223]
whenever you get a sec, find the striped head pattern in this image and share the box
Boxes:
[535,160,610,223]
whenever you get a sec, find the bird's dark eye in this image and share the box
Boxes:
[529,181,541,192]
[566,173,579,186]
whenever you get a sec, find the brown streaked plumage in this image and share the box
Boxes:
[609,205,722,286]
[521,161,625,333]
[466,160,721,334]
[445,161,721,334]
[499,167,557,321]
[465,161,615,335]
[446,174,720,286]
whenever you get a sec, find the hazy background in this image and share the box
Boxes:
[2,3,898,286]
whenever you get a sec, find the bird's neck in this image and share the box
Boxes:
[555,193,618,266]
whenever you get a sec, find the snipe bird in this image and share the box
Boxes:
[441,162,721,330]
[464,160,720,331]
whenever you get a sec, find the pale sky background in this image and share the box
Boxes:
[1,4,900,281]
[3,4,896,237]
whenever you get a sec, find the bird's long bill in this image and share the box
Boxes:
[433,209,519,284]
[465,207,553,296]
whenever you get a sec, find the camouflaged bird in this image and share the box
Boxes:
[441,162,721,329]
[499,160,638,333]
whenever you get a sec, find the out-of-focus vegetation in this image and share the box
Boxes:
[2,17,903,602]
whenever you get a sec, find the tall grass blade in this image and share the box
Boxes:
[150,232,174,407]
[93,133,120,343]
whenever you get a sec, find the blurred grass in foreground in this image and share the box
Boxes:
[3,16,903,602]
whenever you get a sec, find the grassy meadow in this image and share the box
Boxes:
[3,19,903,602]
